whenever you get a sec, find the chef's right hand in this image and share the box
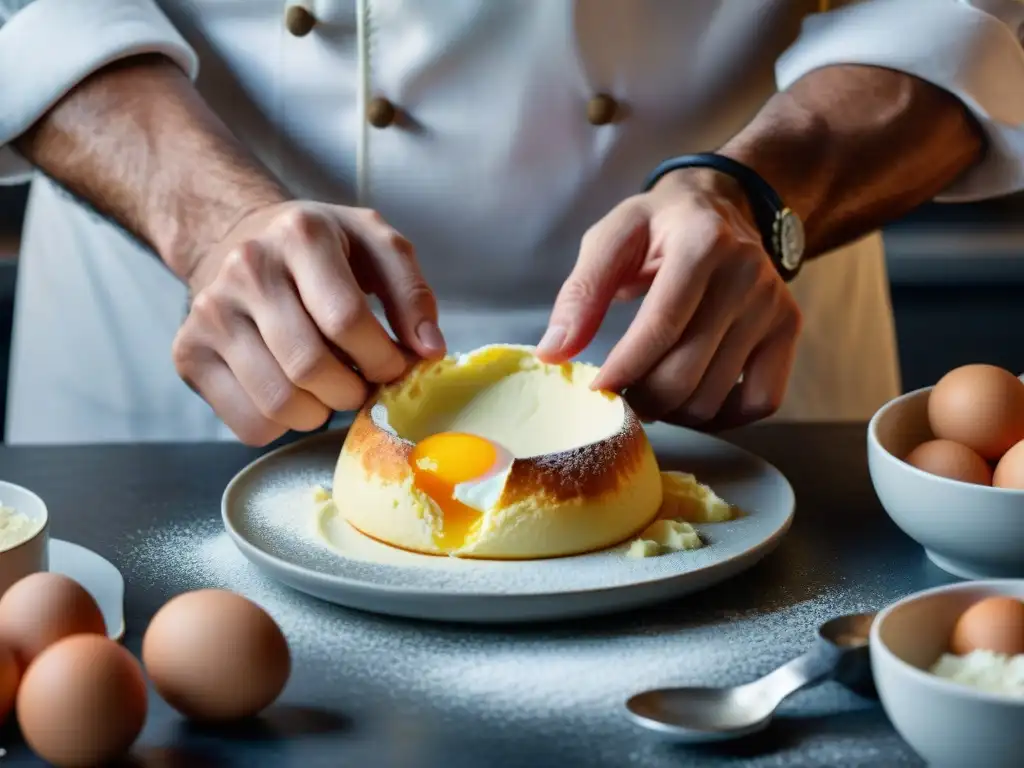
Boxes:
[172,201,445,446]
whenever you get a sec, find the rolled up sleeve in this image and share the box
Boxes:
[0,0,198,183]
[777,0,1024,202]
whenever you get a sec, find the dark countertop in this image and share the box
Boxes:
[0,425,961,767]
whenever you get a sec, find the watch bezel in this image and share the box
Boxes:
[773,208,805,275]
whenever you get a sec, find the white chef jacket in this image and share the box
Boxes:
[2,0,1024,444]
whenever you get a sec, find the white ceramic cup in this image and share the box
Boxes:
[871,580,1024,768]
[867,386,1024,579]
[0,480,50,594]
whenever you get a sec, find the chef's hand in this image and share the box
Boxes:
[172,201,445,446]
[537,169,802,431]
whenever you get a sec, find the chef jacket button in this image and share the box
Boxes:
[367,96,398,129]
[587,94,619,126]
[285,5,317,37]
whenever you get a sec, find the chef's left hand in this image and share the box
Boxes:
[536,169,802,431]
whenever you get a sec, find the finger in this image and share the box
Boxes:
[699,320,797,431]
[613,255,661,302]
[591,217,724,392]
[247,283,369,412]
[277,210,408,383]
[536,202,650,362]
[673,291,778,424]
[176,347,284,447]
[613,280,652,303]
[218,317,331,432]
[622,279,735,419]
[346,214,446,360]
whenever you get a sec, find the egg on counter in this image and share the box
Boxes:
[929,364,1024,461]
[17,634,148,768]
[950,596,1024,656]
[143,588,291,721]
[903,439,992,486]
[0,572,106,667]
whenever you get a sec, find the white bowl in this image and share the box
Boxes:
[867,386,1024,579]
[0,480,49,594]
[871,580,1024,768]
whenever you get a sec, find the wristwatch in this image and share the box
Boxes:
[643,153,806,282]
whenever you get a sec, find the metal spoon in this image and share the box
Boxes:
[624,611,876,743]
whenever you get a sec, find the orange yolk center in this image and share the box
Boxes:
[410,432,499,551]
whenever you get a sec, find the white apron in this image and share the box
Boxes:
[9,0,1021,444]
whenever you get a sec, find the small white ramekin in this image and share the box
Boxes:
[0,480,50,594]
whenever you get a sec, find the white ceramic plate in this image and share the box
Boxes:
[222,425,795,623]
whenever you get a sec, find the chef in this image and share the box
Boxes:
[1,0,1023,445]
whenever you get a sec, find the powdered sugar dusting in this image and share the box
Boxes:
[114,419,924,765]
[530,402,637,480]
[121,514,915,767]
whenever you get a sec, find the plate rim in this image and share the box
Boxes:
[221,428,796,600]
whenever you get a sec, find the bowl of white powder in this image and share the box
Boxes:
[0,481,49,595]
[871,580,1024,768]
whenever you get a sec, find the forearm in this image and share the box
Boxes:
[14,54,289,280]
[721,64,985,258]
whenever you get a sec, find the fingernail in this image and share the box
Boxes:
[415,320,446,354]
[537,325,567,356]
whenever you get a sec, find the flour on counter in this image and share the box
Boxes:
[124,520,877,703]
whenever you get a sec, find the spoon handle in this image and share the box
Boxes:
[752,640,844,708]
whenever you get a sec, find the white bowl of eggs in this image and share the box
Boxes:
[871,580,1024,768]
[867,364,1024,579]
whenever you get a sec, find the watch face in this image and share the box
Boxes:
[777,209,805,272]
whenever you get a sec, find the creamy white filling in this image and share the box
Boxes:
[369,403,397,436]
[659,471,735,523]
[375,344,623,457]
[626,519,703,558]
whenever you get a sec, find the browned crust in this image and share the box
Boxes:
[499,406,649,505]
[343,400,413,484]
[341,388,651,506]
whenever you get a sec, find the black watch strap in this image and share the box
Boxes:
[643,153,805,281]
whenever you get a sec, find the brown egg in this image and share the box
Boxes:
[950,596,1024,656]
[904,439,992,485]
[17,634,148,768]
[0,644,20,725]
[929,364,1024,460]
[993,439,1024,489]
[142,589,290,721]
[0,573,106,668]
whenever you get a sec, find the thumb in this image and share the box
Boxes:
[536,206,650,362]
